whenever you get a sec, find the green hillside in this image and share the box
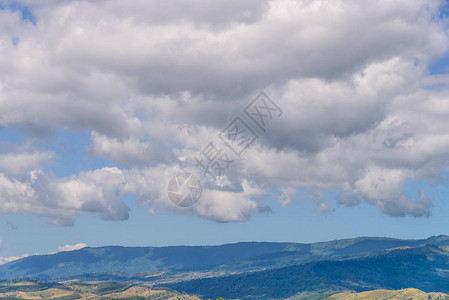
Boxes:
[1,236,448,281]
[166,245,449,299]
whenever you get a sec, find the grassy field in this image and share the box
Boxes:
[328,288,449,300]
[0,279,200,300]
[2,279,449,299]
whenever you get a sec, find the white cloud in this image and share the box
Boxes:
[194,189,264,222]
[89,131,165,165]
[0,0,448,223]
[0,253,31,265]
[279,187,296,206]
[315,202,330,214]
[0,151,54,178]
[0,167,129,226]
[58,243,89,252]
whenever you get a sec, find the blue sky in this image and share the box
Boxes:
[1,0,449,261]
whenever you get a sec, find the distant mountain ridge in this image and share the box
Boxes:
[167,244,449,299]
[1,235,448,282]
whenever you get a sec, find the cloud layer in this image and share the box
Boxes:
[0,0,448,224]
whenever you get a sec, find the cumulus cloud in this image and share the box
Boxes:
[89,131,165,165]
[0,0,448,223]
[0,151,54,178]
[58,243,89,252]
[0,167,129,226]
[194,189,261,222]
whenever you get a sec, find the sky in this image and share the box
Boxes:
[1,0,449,262]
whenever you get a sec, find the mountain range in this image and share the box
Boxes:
[167,244,449,299]
[2,235,449,299]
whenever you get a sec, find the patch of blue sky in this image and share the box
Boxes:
[439,0,449,19]
[429,51,449,75]
[42,129,115,177]
[0,127,28,150]
[0,1,36,25]
[403,172,449,205]
[427,2,449,74]
[0,127,114,177]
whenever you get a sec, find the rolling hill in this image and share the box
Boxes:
[0,278,200,299]
[329,288,449,300]
[166,244,449,299]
